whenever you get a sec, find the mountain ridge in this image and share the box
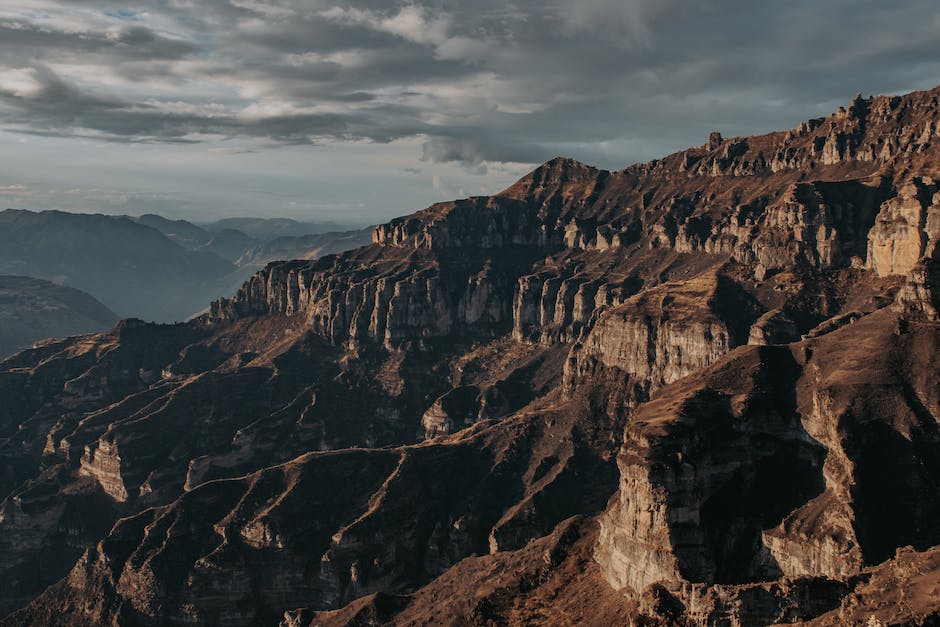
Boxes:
[0,209,374,324]
[2,84,940,625]
[0,208,235,322]
[0,275,119,358]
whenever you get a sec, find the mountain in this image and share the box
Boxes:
[134,214,218,251]
[202,217,364,241]
[134,214,259,263]
[3,86,940,626]
[137,213,372,275]
[0,210,374,325]
[0,210,235,322]
[235,228,375,267]
[0,276,119,358]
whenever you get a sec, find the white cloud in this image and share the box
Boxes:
[318,5,445,43]
[431,174,468,198]
[378,5,450,47]
[0,68,42,98]
[237,99,315,119]
[0,183,28,194]
[227,0,294,18]
[318,4,487,62]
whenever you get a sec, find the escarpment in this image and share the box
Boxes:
[209,88,940,353]
[595,310,940,623]
[595,345,825,591]
[564,271,761,400]
[867,176,940,276]
[4,86,940,626]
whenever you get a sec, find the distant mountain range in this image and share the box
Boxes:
[199,216,361,240]
[0,209,373,323]
[134,214,255,262]
[235,227,375,267]
[0,275,118,357]
[134,214,364,262]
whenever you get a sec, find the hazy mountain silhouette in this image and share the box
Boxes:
[134,214,257,262]
[235,227,374,267]
[0,275,118,357]
[0,209,375,325]
[201,217,363,240]
[0,209,235,322]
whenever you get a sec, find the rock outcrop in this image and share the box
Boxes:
[867,177,940,276]
[564,271,760,400]
[596,309,940,623]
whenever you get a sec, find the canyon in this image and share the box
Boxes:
[2,86,940,625]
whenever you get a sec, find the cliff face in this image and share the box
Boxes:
[867,177,940,276]
[563,272,761,401]
[3,86,940,626]
[595,310,940,623]
[210,88,940,348]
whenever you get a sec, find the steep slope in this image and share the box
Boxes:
[3,85,940,626]
[0,276,119,358]
[595,309,940,622]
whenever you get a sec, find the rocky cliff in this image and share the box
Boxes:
[3,85,940,626]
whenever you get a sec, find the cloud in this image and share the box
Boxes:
[207,146,257,155]
[0,183,28,195]
[318,4,489,63]
[0,0,937,178]
[319,5,451,48]
[432,174,466,198]
[558,0,700,44]
[320,4,450,45]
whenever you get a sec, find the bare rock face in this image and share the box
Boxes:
[596,310,940,622]
[867,177,940,277]
[565,271,759,399]
[595,345,823,594]
[806,545,940,626]
[5,86,940,626]
[209,247,534,349]
[420,385,481,438]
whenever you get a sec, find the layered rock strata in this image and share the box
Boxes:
[3,86,940,626]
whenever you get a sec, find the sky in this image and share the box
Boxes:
[0,1,939,224]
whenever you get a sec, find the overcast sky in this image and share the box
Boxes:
[1,1,939,223]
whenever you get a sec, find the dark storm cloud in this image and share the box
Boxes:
[1,0,939,169]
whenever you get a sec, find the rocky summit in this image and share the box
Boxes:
[3,86,940,626]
